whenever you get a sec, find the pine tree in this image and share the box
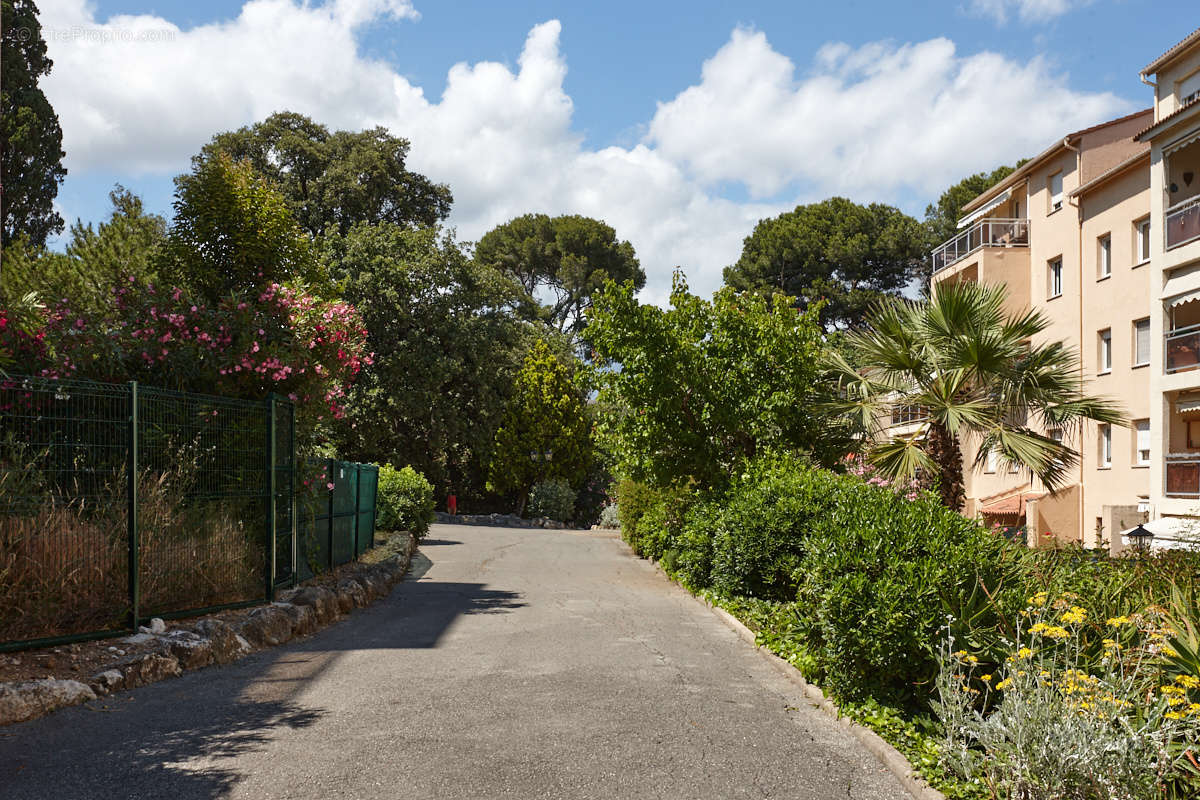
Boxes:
[2,0,67,246]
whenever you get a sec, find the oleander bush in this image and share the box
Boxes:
[376,464,434,538]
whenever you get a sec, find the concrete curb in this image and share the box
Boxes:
[646,558,947,800]
[1,534,416,727]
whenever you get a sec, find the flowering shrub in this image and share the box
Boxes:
[936,593,1200,799]
[841,452,922,500]
[2,278,369,444]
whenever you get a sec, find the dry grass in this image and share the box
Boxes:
[1,471,266,644]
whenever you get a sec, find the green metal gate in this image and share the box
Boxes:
[296,459,379,581]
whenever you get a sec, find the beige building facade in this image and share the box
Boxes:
[916,31,1200,548]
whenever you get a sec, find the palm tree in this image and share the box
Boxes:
[825,281,1124,510]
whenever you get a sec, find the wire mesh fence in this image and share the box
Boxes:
[0,375,376,652]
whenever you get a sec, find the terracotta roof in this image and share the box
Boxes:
[1142,28,1200,77]
[1135,98,1200,142]
[978,490,1044,517]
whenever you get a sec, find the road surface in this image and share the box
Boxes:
[0,523,913,799]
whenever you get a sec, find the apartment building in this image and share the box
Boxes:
[1141,30,1200,536]
[915,29,1200,550]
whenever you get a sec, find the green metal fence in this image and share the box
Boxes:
[296,459,378,582]
[0,375,372,652]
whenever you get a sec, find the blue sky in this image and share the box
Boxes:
[36,0,1197,300]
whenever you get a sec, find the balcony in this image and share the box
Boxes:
[1166,323,1200,373]
[1166,455,1200,497]
[1166,196,1200,251]
[931,218,1029,274]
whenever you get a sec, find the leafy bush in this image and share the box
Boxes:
[376,465,434,538]
[527,478,576,522]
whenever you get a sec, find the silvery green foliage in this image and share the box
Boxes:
[598,502,620,529]
[934,604,1200,800]
[527,478,576,522]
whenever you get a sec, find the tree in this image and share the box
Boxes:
[1,0,66,246]
[475,213,644,339]
[199,111,452,238]
[924,164,1023,248]
[825,281,1124,510]
[487,339,591,515]
[588,272,852,490]
[158,153,322,301]
[723,198,925,331]
[327,222,541,499]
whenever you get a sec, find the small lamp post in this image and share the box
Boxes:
[1127,523,1154,555]
[544,450,553,461]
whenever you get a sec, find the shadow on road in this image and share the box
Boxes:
[0,537,526,799]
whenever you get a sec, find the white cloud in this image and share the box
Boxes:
[967,0,1085,24]
[647,28,1130,199]
[38,1,1132,303]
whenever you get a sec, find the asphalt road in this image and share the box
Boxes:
[0,523,913,799]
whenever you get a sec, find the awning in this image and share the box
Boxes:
[1165,127,1200,156]
[1166,287,1200,308]
[957,190,1011,229]
[1178,399,1200,415]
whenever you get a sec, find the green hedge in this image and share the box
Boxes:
[377,464,435,538]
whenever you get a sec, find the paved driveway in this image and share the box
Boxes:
[0,523,912,799]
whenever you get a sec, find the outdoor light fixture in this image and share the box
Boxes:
[1127,523,1154,555]
[544,450,553,461]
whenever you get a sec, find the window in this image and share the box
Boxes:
[1098,234,1111,278]
[1099,329,1112,373]
[1136,218,1151,264]
[1134,419,1150,466]
[985,448,998,473]
[1049,171,1063,212]
[1099,424,1112,468]
[1133,318,1150,367]
[1048,257,1063,298]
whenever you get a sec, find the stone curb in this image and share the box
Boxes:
[0,534,416,728]
[434,512,575,530]
[649,559,947,800]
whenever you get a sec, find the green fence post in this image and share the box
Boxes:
[266,393,278,602]
[353,463,362,558]
[289,402,298,588]
[127,381,139,631]
[327,458,335,571]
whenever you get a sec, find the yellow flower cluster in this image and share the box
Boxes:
[1028,591,1049,608]
[1029,622,1070,639]
[1106,615,1132,627]
[1060,606,1087,625]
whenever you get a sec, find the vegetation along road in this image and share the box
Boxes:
[0,523,912,799]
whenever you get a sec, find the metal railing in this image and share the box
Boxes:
[0,375,351,651]
[931,218,1029,273]
[1166,196,1200,251]
[1166,324,1200,373]
[1166,454,1200,497]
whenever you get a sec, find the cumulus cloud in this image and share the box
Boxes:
[38,1,1131,302]
[967,0,1085,24]
[648,28,1130,199]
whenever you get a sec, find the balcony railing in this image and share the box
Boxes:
[1166,196,1200,251]
[1166,323,1200,373]
[931,218,1029,273]
[1166,454,1200,497]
